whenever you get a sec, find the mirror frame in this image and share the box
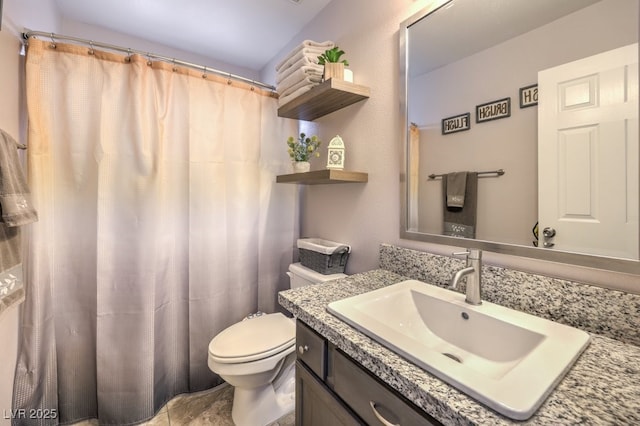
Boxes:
[399,1,640,275]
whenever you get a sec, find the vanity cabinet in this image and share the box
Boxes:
[295,321,441,426]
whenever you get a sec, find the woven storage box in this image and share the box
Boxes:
[297,238,351,275]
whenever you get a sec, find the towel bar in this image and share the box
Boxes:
[428,169,505,180]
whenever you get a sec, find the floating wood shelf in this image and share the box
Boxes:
[276,169,368,185]
[277,79,371,121]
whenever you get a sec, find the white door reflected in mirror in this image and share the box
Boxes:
[538,43,639,259]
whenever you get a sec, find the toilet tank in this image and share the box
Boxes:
[288,262,346,289]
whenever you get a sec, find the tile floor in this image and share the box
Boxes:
[72,385,295,426]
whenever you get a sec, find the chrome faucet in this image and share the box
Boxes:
[449,249,482,305]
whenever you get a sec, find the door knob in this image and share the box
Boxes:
[298,345,309,355]
[542,227,556,238]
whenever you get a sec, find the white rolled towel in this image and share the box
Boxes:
[278,77,318,99]
[277,67,322,95]
[300,40,334,49]
[276,47,328,73]
[277,56,323,84]
[278,85,314,107]
[276,41,334,71]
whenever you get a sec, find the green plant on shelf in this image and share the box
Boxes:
[317,46,349,66]
[287,133,321,162]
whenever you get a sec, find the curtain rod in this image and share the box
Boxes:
[22,30,276,92]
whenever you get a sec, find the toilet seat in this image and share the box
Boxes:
[209,313,295,364]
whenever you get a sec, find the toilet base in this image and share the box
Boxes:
[231,366,295,426]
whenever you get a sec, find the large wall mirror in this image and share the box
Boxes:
[400,0,640,274]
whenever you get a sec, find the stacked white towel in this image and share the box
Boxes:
[276,40,334,106]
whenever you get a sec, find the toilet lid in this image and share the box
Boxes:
[208,313,295,363]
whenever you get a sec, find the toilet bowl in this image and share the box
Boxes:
[208,312,296,426]
[208,263,346,426]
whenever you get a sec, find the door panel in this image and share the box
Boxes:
[538,43,639,259]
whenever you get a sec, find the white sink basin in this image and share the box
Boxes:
[327,280,590,420]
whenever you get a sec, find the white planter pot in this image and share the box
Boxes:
[292,161,311,173]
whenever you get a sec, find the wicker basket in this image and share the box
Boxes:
[297,238,351,275]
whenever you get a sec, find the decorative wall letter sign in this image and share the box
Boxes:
[476,97,511,123]
[519,84,538,108]
[441,113,471,135]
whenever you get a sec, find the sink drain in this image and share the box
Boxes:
[442,352,462,363]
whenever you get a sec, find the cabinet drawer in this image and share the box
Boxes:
[332,349,441,426]
[296,320,327,379]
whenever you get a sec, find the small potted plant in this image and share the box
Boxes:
[317,46,349,81]
[287,133,321,173]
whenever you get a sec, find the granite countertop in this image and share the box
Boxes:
[278,269,640,425]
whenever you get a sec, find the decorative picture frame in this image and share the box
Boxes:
[441,113,471,135]
[476,97,511,123]
[519,84,538,108]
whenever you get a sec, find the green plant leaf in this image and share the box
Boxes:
[319,46,348,65]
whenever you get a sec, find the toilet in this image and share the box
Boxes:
[208,262,346,426]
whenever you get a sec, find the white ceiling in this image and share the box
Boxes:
[54,0,334,71]
[408,0,602,77]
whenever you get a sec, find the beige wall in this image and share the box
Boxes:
[3,0,60,31]
[262,0,640,292]
[262,0,422,271]
[0,26,23,426]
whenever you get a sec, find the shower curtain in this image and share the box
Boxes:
[13,38,297,425]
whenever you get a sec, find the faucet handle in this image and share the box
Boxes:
[452,249,482,260]
[452,250,471,266]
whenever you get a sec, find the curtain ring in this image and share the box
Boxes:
[49,33,56,49]
[227,74,232,85]
[172,59,178,72]
[124,48,132,63]
[146,53,152,67]
[202,66,208,79]
[88,41,95,55]
[250,80,256,91]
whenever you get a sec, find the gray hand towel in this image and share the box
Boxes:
[446,171,467,208]
[0,263,25,319]
[0,129,38,227]
[442,172,478,238]
[0,222,20,273]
